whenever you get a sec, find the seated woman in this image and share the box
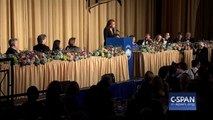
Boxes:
[65,37,81,52]
[5,38,19,55]
[52,40,61,51]
[129,35,139,51]
[154,34,163,45]
[33,34,50,53]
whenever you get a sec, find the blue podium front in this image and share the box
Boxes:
[106,37,133,78]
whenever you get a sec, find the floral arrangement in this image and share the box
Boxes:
[4,50,51,66]
[93,47,125,58]
[0,47,125,66]
[51,50,92,61]
[201,41,213,48]
[138,42,192,53]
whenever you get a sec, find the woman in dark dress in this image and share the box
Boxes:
[52,40,61,51]
[103,19,119,46]
[65,37,81,52]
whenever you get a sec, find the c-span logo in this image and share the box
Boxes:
[169,92,196,111]
[125,45,132,60]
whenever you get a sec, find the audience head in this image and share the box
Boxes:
[169,62,178,75]
[106,19,116,29]
[150,76,164,96]
[46,81,62,101]
[97,75,113,89]
[37,34,47,44]
[177,62,188,72]
[192,60,200,68]
[144,71,154,82]
[66,81,80,96]
[179,73,191,91]
[52,40,61,51]
[102,73,115,83]
[68,37,76,46]
[27,86,39,102]
[8,38,18,49]
[158,66,169,80]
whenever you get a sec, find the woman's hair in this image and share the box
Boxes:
[179,73,191,91]
[27,86,39,101]
[52,40,61,51]
[144,71,154,82]
[46,81,62,101]
[105,19,115,28]
[155,34,162,42]
[178,62,188,71]
[150,76,163,91]
[68,37,76,46]
[66,81,80,96]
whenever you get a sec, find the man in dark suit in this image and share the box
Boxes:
[194,42,208,64]
[164,32,173,44]
[5,38,19,55]
[184,32,195,43]
[173,32,184,43]
[33,34,50,52]
[137,33,153,45]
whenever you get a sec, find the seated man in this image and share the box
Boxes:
[33,34,50,52]
[5,38,19,55]
[184,32,195,43]
[65,37,81,51]
[185,60,200,80]
[173,32,184,43]
[137,33,153,45]
[164,32,173,44]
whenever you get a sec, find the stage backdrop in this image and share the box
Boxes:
[1,0,209,53]
[0,0,156,53]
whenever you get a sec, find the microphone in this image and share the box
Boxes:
[115,28,127,37]
[115,29,124,37]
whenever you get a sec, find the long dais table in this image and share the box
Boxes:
[0,55,129,95]
[133,50,193,77]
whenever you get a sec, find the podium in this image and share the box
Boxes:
[106,37,133,78]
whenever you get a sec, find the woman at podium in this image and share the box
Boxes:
[103,19,119,46]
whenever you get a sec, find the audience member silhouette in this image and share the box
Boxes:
[63,81,82,115]
[45,81,64,120]
[21,86,44,119]
[83,75,114,120]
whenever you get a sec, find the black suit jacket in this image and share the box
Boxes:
[33,44,50,52]
[5,47,18,55]
[184,37,195,43]
[195,47,208,63]
[103,27,115,46]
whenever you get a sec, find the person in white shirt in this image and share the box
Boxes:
[185,60,200,80]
